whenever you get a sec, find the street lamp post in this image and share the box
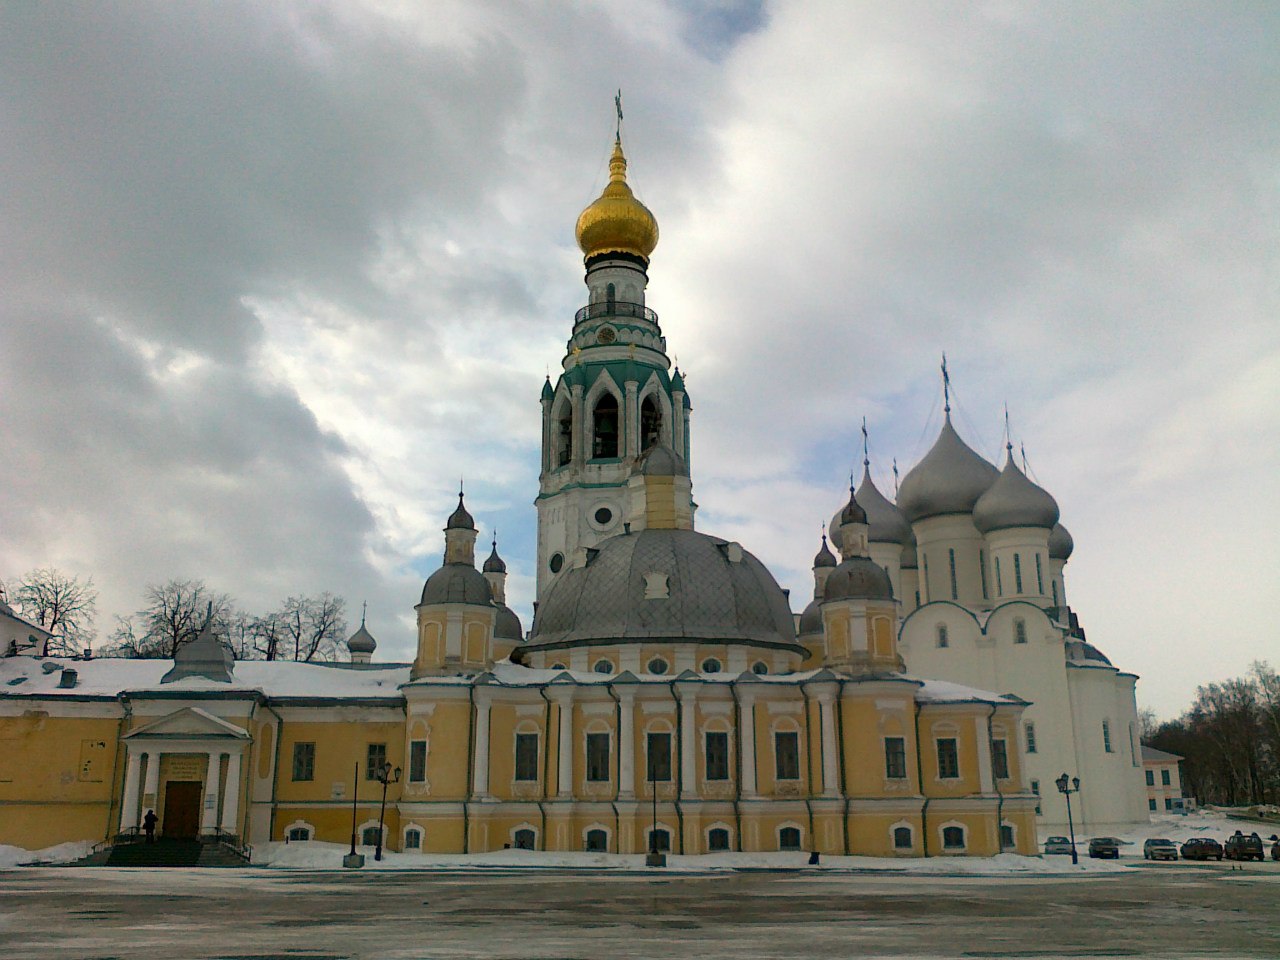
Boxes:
[374,761,401,862]
[343,761,364,869]
[1056,773,1081,866]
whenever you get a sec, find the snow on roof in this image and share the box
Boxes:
[1141,745,1183,763]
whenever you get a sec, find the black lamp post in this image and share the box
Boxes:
[374,761,401,862]
[343,760,363,869]
[1056,773,1081,865]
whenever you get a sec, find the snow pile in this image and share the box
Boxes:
[0,841,93,868]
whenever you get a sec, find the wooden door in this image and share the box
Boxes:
[161,781,202,838]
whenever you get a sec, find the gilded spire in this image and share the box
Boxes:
[575,108,659,265]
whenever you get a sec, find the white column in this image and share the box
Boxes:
[625,381,639,457]
[219,752,242,833]
[119,751,142,833]
[142,750,161,804]
[818,694,839,798]
[618,691,636,799]
[739,694,758,797]
[200,751,222,834]
[556,695,574,797]
[679,688,697,799]
[473,697,492,797]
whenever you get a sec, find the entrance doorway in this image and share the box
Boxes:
[162,781,202,838]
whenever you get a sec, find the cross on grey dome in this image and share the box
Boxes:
[483,538,507,573]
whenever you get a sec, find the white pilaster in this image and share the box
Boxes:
[556,694,574,797]
[201,751,222,834]
[976,716,994,793]
[818,694,839,798]
[625,381,639,457]
[219,752,242,833]
[473,696,492,797]
[119,751,142,833]
[739,694,758,797]
[618,691,636,799]
[142,750,161,804]
[679,688,697,799]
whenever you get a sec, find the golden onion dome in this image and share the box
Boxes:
[575,139,659,264]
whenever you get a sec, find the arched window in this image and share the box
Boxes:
[550,662,566,671]
[778,826,803,851]
[514,828,536,850]
[893,826,913,850]
[936,624,949,648]
[1000,823,1015,850]
[1014,618,1027,644]
[708,827,731,852]
[942,825,965,850]
[605,282,616,308]
[287,826,311,842]
[592,393,619,458]
[751,661,769,675]
[361,825,382,846]
[700,658,722,673]
[1014,553,1023,593]
[554,401,573,467]
[640,394,662,451]
[593,660,614,674]
[648,827,671,853]
[404,827,422,850]
[585,828,608,852]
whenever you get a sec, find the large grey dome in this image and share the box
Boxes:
[1049,522,1075,561]
[528,528,800,650]
[972,452,1060,534]
[797,598,823,637]
[897,416,998,523]
[420,564,492,606]
[823,556,895,602]
[848,464,912,545]
[494,603,523,641]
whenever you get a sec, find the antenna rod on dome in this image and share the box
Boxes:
[615,89,623,142]
[941,353,951,414]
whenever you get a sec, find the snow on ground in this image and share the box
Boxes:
[1042,809,1280,849]
[0,841,93,869]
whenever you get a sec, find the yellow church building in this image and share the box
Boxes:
[0,132,1039,862]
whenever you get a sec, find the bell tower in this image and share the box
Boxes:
[535,125,693,600]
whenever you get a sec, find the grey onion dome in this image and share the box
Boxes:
[346,622,377,654]
[897,415,999,523]
[528,528,800,650]
[798,598,823,637]
[823,556,895,602]
[853,464,912,545]
[420,564,492,605]
[899,535,918,570]
[838,486,867,526]
[1049,522,1075,561]
[635,441,689,477]
[813,535,837,569]
[972,449,1060,534]
[482,541,507,573]
[494,603,523,641]
[446,492,475,530]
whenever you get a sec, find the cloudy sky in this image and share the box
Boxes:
[2,1,1276,717]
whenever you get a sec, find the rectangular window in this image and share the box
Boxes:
[1161,769,1171,787]
[1102,721,1113,753]
[408,740,427,783]
[995,556,1003,596]
[1164,797,1173,811]
[1014,553,1023,593]
[646,732,672,782]
[979,550,989,599]
[1149,798,1158,811]
[1031,778,1041,815]
[991,739,1009,780]
[1035,553,1044,594]
[884,737,907,780]
[922,553,931,602]
[705,731,730,781]
[515,733,539,782]
[948,548,958,600]
[1025,722,1037,754]
[1145,769,1155,787]
[291,742,315,782]
[366,743,387,780]
[586,732,610,782]
[774,731,801,781]
[936,738,959,779]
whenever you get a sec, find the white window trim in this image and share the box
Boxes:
[407,737,429,784]
[1000,820,1017,850]
[771,719,803,783]
[931,724,962,782]
[582,822,611,852]
[357,819,387,847]
[510,822,539,849]
[704,821,734,852]
[402,823,423,851]
[888,819,915,853]
[776,820,806,851]
[938,820,967,853]
[646,822,675,852]
[512,723,541,784]
[283,819,314,842]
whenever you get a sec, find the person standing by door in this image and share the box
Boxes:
[143,809,158,843]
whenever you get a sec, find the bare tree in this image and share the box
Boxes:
[248,609,286,662]
[10,568,98,656]
[107,579,233,658]
[277,594,347,662]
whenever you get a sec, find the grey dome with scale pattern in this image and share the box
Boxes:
[823,556,895,602]
[528,528,801,650]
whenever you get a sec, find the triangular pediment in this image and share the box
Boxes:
[124,706,251,741]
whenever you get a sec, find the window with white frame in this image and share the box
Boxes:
[893,826,913,850]
[408,739,427,783]
[1014,618,1027,644]
[585,828,608,852]
[286,825,312,842]
[404,826,422,850]
[291,742,315,782]
[884,737,907,779]
[648,827,671,852]
[1000,823,1015,850]
[1030,779,1041,815]
[774,730,801,781]
[707,827,731,851]
[704,730,730,781]
[515,732,539,782]
[586,732,611,782]
[942,825,965,850]
[936,738,960,779]
[513,828,536,850]
[991,739,1010,780]
[778,826,803,851]
[936,624,949,648]
[361,825,382,846]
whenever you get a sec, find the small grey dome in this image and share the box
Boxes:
[899,536,918,570]
[813,535,837,569]
[494,603,523,641]
[347,623,377,654]
[836,486,867,528]
[1049,522,1075,561]
[972,450,1060,534]
[483,541,507,573]
[420,564,492,606]
[446,493,475,530]
[635,442,688,477]
[852,464,912,545]
[823,556,895,602]
[897,415,999,523]
[528,528,800,650]
[798,598,823,637]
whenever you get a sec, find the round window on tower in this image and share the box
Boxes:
[596,326,617,345]
[647,657,669,675]
[594,506,614,526]
[701,658,722,674]
[549,552,564,574]
[751,661,769,675]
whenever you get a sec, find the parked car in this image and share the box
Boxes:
[1088,837,1121,859]
[1224,832,1265,862]
[1270,836,1280,861]
[1142,838,1178,861]
[1043,836,1074,856]
[1180,838,1223,861]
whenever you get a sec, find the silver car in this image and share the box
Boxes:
[1044,836,1075,855]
